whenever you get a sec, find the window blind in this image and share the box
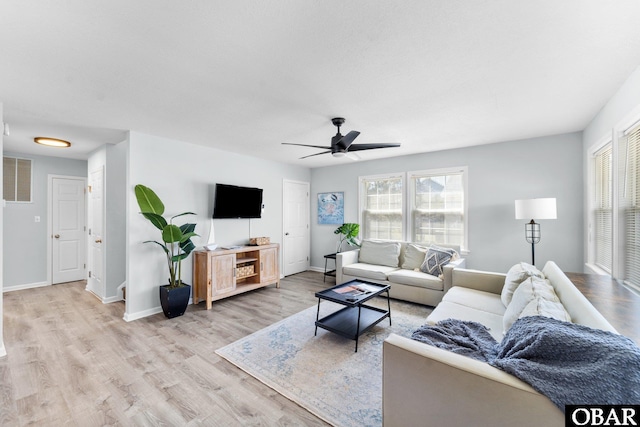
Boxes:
[410,171,465,246]
[3,156,32,202]
[622,123,640,287]
[361,175,403,240]
[594,144,613,272]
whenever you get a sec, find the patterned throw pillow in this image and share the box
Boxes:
[420,246,459,277]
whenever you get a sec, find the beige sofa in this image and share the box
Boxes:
[336,240,466,306]
[383,261,617,427]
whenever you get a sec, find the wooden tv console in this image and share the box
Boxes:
[192,244,280,309]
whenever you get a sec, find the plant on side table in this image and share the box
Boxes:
[334,223,361,253]
[134,184,198,318]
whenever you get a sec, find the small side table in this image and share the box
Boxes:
[323,253,337,282]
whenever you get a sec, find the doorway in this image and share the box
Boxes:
[49,175,87,284]
[283,180,310,276]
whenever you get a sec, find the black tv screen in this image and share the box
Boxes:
[213,183,263,219]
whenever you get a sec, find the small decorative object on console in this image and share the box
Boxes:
[250,236,270,245]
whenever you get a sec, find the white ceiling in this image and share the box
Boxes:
[2,1,640,167]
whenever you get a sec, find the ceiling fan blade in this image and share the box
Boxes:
[299,150,331,159]
[282,143,332,149]
[336,131,360,150]
[347,143,400,152]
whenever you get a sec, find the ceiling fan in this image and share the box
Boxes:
[282,117,400,159]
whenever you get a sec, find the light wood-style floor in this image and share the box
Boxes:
[0,271,335,426]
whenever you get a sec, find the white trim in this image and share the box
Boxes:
[0,343,6,358]
[2,155,34,203]
[123,306,163,322]
[47,174,88,286]
[3,281,49,293]
[282,179,310,277]
[407,166,469,251]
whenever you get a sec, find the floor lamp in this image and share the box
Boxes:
[514,198,557,266]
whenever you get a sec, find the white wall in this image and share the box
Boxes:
[125,131,310,320]
[87,143,127,301]
[311,132,584,273]
[3,152,87,288]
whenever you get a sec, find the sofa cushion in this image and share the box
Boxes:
[342,263,400,281]
[519,296,572,323]
[401,244,429,270]
[359,240,402,267]
[503,276,568,331]
[427,301,505,341]
[442,287,506,316]
[501,262,545,307]
[387,269,444,291]
[420,246,459,276]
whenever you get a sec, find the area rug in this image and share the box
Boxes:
[215,298,430,427]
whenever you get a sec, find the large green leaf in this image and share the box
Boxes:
[179,238,196,256]
[172,252,190,263]
[162,224,183,243]
[135,185,165,216]
[143,240,169,254]
[180,223,196,234]
[141,212,168,230]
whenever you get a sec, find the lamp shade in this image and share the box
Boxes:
[515,198,557,220]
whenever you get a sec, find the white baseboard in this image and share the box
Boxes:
[123,306,163,322]
[103,295,124,304]
[3,281,49,293]
[309,266,324,273]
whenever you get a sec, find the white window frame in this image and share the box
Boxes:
[587,107,640,292]
[358,172,405,241]
[357,166,468,251]
[408,166,468,252]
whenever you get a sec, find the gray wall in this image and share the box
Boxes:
[311,132,584,273]
[126,131,311,319]
[3,152,87,287]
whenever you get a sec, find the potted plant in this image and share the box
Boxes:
[334,223,361,253]
[134,184,198,318]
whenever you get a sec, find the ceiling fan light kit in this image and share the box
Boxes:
[282,117,400,159]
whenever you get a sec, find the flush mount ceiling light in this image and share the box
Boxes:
[34,137,71,148]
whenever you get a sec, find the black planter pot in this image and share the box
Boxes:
[159,283,191,318]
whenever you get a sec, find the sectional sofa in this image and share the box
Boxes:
[336,239,466,306]
[382,261,619,427]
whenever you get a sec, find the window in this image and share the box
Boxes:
[359,174,403,240]
[593,143,613,272]
[358,167,468,250]
[409,168,466,247]
[620,123,640,287]
[3,156,32,202]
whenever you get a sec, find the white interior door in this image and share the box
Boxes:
[86,167,104,297]
[52,177,86,284]
[283,180,310,276]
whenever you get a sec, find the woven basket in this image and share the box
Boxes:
[237,265,255,279]
[250,237,270,246]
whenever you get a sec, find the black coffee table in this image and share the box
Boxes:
[314,280,391,352]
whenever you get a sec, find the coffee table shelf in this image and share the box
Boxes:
[314,280,391,352]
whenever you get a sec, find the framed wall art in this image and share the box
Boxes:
[317,192,344,224]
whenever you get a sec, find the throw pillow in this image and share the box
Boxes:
[519,297,572,323]
[501,262,545,307]
[401,244,429,270]
[503,276,567,331]
[420,245,459,277]
[358,240,402,267]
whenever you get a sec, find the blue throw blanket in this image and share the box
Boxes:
[411,316,640,412]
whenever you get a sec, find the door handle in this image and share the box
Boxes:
[95,239,102,243]
[54,234,60,239]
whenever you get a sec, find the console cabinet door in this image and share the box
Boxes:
[260,247,279,284]
[212,253,236,295]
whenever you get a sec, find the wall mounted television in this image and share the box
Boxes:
[212,183,263,219]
